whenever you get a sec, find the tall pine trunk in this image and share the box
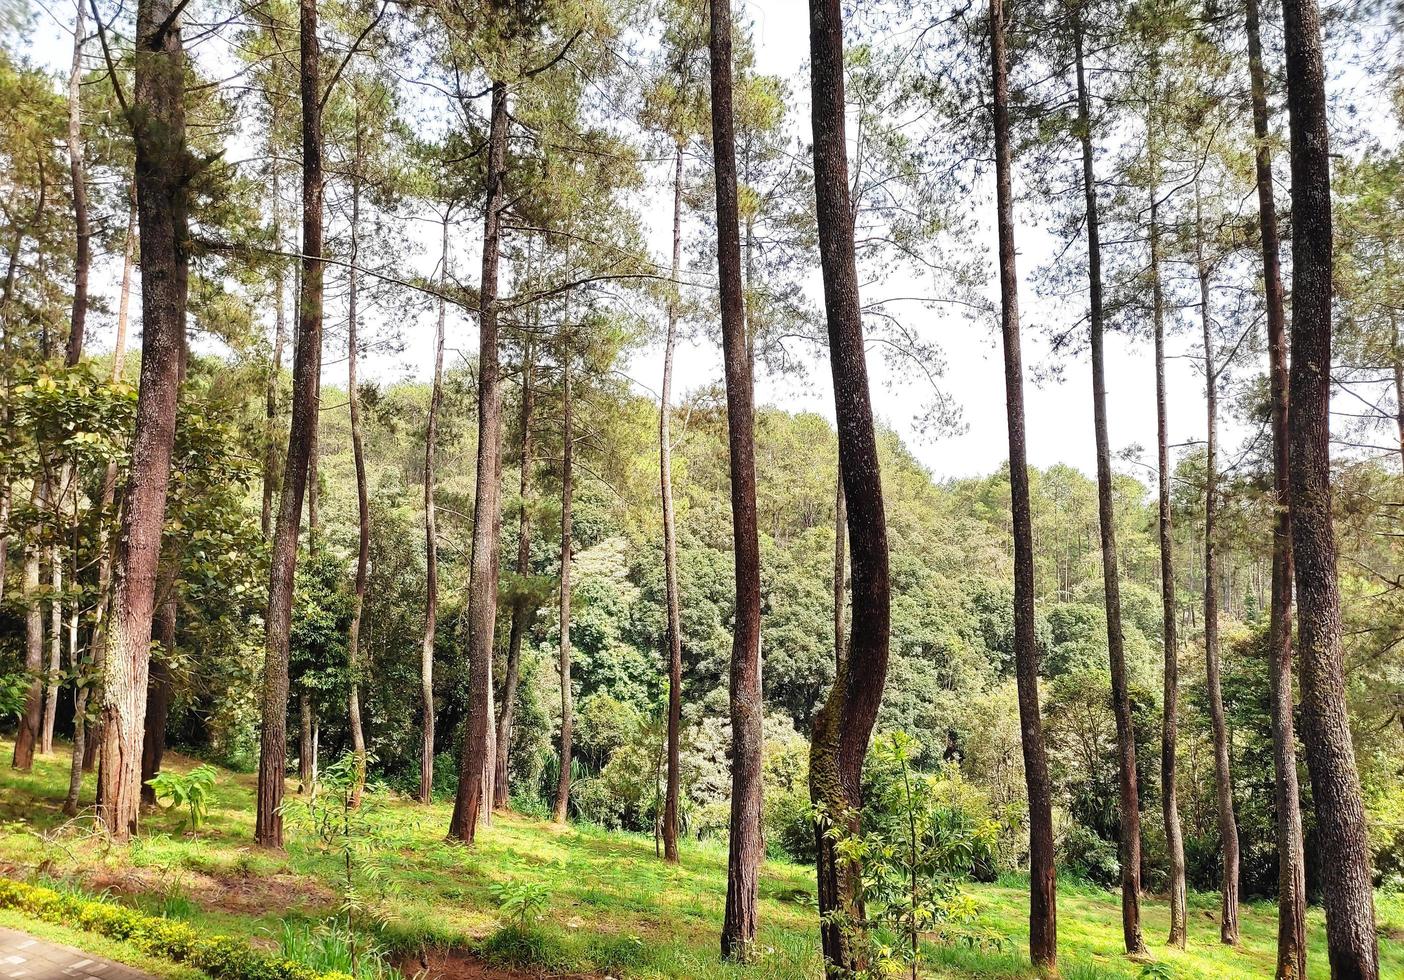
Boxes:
[552,357,574,824]
[496,337,532,807]
[448,79,508,844]
[262,115,286,542]
[346,140,369,809]
[1245,0,1307,969]
[990,0,1056,966]
[709,0,764,958]
[421,213,448,803]
[64,0,90,368]
[97,0,190,840]
[1281,0,1380,973]
[807,0,892,972]
[1073,12,1145,954]
[1196,188,1240,945]
[256,0,323,848]
[660,144,685,864]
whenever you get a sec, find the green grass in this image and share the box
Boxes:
[1,741,1401,978]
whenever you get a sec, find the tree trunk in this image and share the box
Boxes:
[709,0,764,958]
[262,117,286,542]
[1150,183,1187,949]
[448,78,508,845]
[1282,0,1380,973]
[256,0,323,849]
[806,0,892,972]
[661,144,685,863]
[41,543,62,755]
[552,357,575,824]
[298,693,313,792]
[64,0,90,368]
[496,336,533,808]
[1073,14,1145,955]
[13,530,42,771]
[990,0,1056,966]
[346,144,368,810]
[97,0,190,841]
[140,590,175,805]
[1245,0,1307,968]
[421,213,448,804]
[1197,187,1241,946]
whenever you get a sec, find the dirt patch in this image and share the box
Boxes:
[398,947,604,980]
[87,866,335,918]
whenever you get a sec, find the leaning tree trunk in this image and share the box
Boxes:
[1196,189,1241,946]
[990,0,1056,966]
[660,144,685,863]
[807,0,893,972]
[421,212,449,804]
[1245,0,1308,967]
[346,147,369,809]
[552,357,575,824]
[1282,0,1380,973]
[1073,14,1146,954]
[448,78,508,844]
[97,0,191,841]
[709,0,764,959]
[1149,182,1188,949]
[256,0,323,849]
[496,336,533,808]
[64,0,90,368]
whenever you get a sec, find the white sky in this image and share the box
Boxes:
[21,0,1389,484]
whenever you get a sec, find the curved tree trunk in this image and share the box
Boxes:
[496,336,533,808]
[97,0,190,840]
[256,0,323,849]
[421,212,448,804]
[1245,0,1307,970]
[806,0,892,972]
[552,356,574,824]
[991,0,1056,966]
[661,144,685,863]
[1196,188,1240,945]
[448,78,508,844]
[1281,0,1380,973]
[709,0,764,958]
[1149,183,1187,949]
[1073,14,1145,954]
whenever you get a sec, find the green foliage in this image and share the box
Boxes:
[145,765,219,832]
[276,921,398,980]
[488,880,552,930]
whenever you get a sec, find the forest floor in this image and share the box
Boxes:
[0,743,1401,979]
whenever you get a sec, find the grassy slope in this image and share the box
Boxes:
[0,743,1400,979]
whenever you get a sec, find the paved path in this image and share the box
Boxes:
[0,929,157,980]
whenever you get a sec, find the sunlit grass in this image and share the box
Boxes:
[1,741,1401,978]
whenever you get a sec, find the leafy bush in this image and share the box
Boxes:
[146,764,218,831]
[0,878,355,980]
[488,881,551,930]
[1060,824,1121,887]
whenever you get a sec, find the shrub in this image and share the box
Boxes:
[146,764,219,831]
[0,878,356,980]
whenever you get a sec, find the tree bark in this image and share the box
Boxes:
[298,692,313,792]
[496,336,532,808]
[1196,186,1241,946]
[97,0,190,841]
[1149,182,1187,949]
[140,589,175,805]
[661,144,685,863]
[13,525,42,771]
[64,0,90,368]
[990,0,1056,966]
[806,0,892,972]
[447,78,508,845]
[1282,0,1380,973]
[256,0,323,849]
[262,116,286,542]
[552,357,574,824]
[346,140,368,810]
[709,0,764,958]
[1245,0,1307,969]
[421,213,448,804]
[1073,13,1146,954]
[42,543,62,755]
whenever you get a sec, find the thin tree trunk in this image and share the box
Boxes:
[1282,0,1380,973]
[41,543,62,755]
[552,356,574,824]
[262,119,286,542]
[1197,187,1241,945]
[421,213,448,804]
[1150,183,1187,949]
[13,519,43,771]
[709,0,764,958]
[1245,0,1307,968]
[448,78,508,844]
[661,144,685,863]
[298,693,313,792]
[1393,321,1404,472]
[991,0,1055,965]
[64,0,90,368]
[96,0,190,841]
[256,0,323,849]
[346,139,368,809]
[1073,14,1145,954]
[496,336,532,808]
[806,0,892,972]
